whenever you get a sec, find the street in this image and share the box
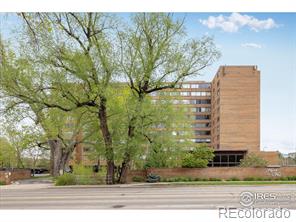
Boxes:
[1,182,296,209]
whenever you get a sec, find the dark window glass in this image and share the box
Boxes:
[221,155,228,162]
[229,155,235,163]
[213,155,221,163]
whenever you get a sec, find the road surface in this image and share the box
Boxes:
[1,182,295,209]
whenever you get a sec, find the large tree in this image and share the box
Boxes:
[0,42,99,176]
[1,13,119,183]
[1,13,220,184]
[117,13,220,183]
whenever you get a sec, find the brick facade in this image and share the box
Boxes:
[128,167,296,182]
[0,169,31,185]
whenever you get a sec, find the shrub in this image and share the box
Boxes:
[0,180,6,185]
[163,176,195,182]
[55,173,76,186]
[182,154,208,168]
[73,164,92,176]
[160,178,167,182]
[182,144,214,168]
[244,177,256,181]
[187,177,193,182]
[287,176,296,181]
[209,178,222,181]
[132,176,145,182]
[227,177,240,181]
[240,153,267,167]
[278,177,289,181]
[72,164,100,185]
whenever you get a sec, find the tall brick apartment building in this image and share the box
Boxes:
[73,65,279,167]
[150,65,278,166]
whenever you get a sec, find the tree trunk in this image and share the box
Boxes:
[98,96,115,184]
[118,119,135,184]
[118,95,145,184]
[118,153,131,184]
[49,137,79,177]
[49,139,62,177]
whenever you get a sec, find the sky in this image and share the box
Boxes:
[0,13,295,154]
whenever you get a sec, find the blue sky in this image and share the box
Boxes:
[180,13,296,154]
[1,13,295,153]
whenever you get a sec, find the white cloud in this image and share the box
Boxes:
[241,43,262,49]
[200,13,278,32]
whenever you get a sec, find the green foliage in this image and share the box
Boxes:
[226,177,240,181]
[0,137,16,168]
[132,176,145,182]
[243,177,276,181]
[208,178,222,181]
[55,173,76,186]
[1,13,220,184]
[181,144,214,168]
[0,181,6,185]
[287,176,296,180]
[161,177,223,182]
[73,164,93,176]
[55,165,106,186]
[243,177,256,181]
[240,153,268,167]
[182,154,207,168]
[72,164,104,185]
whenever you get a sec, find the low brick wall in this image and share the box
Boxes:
[128,166,296,182]
[0,169,31,185]
[126,169,147,183]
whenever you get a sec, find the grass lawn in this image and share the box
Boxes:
[165,181,296,185]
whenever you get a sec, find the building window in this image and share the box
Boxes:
[195,131,210,135]
[182,100,190,104]
[191,84,199,88]
[191,91,211,96]
[199,83,211,88]
[192,123,210,128]
[191,92,200,96]
[181,84,190,88]
[208,152,246,167]
[195,115,210,120]
[195,138,211,143]
[170,92,179,96]
[180,92,190,96]
[191,99,211,104]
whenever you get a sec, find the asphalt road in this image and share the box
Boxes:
[1,183,296,209]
